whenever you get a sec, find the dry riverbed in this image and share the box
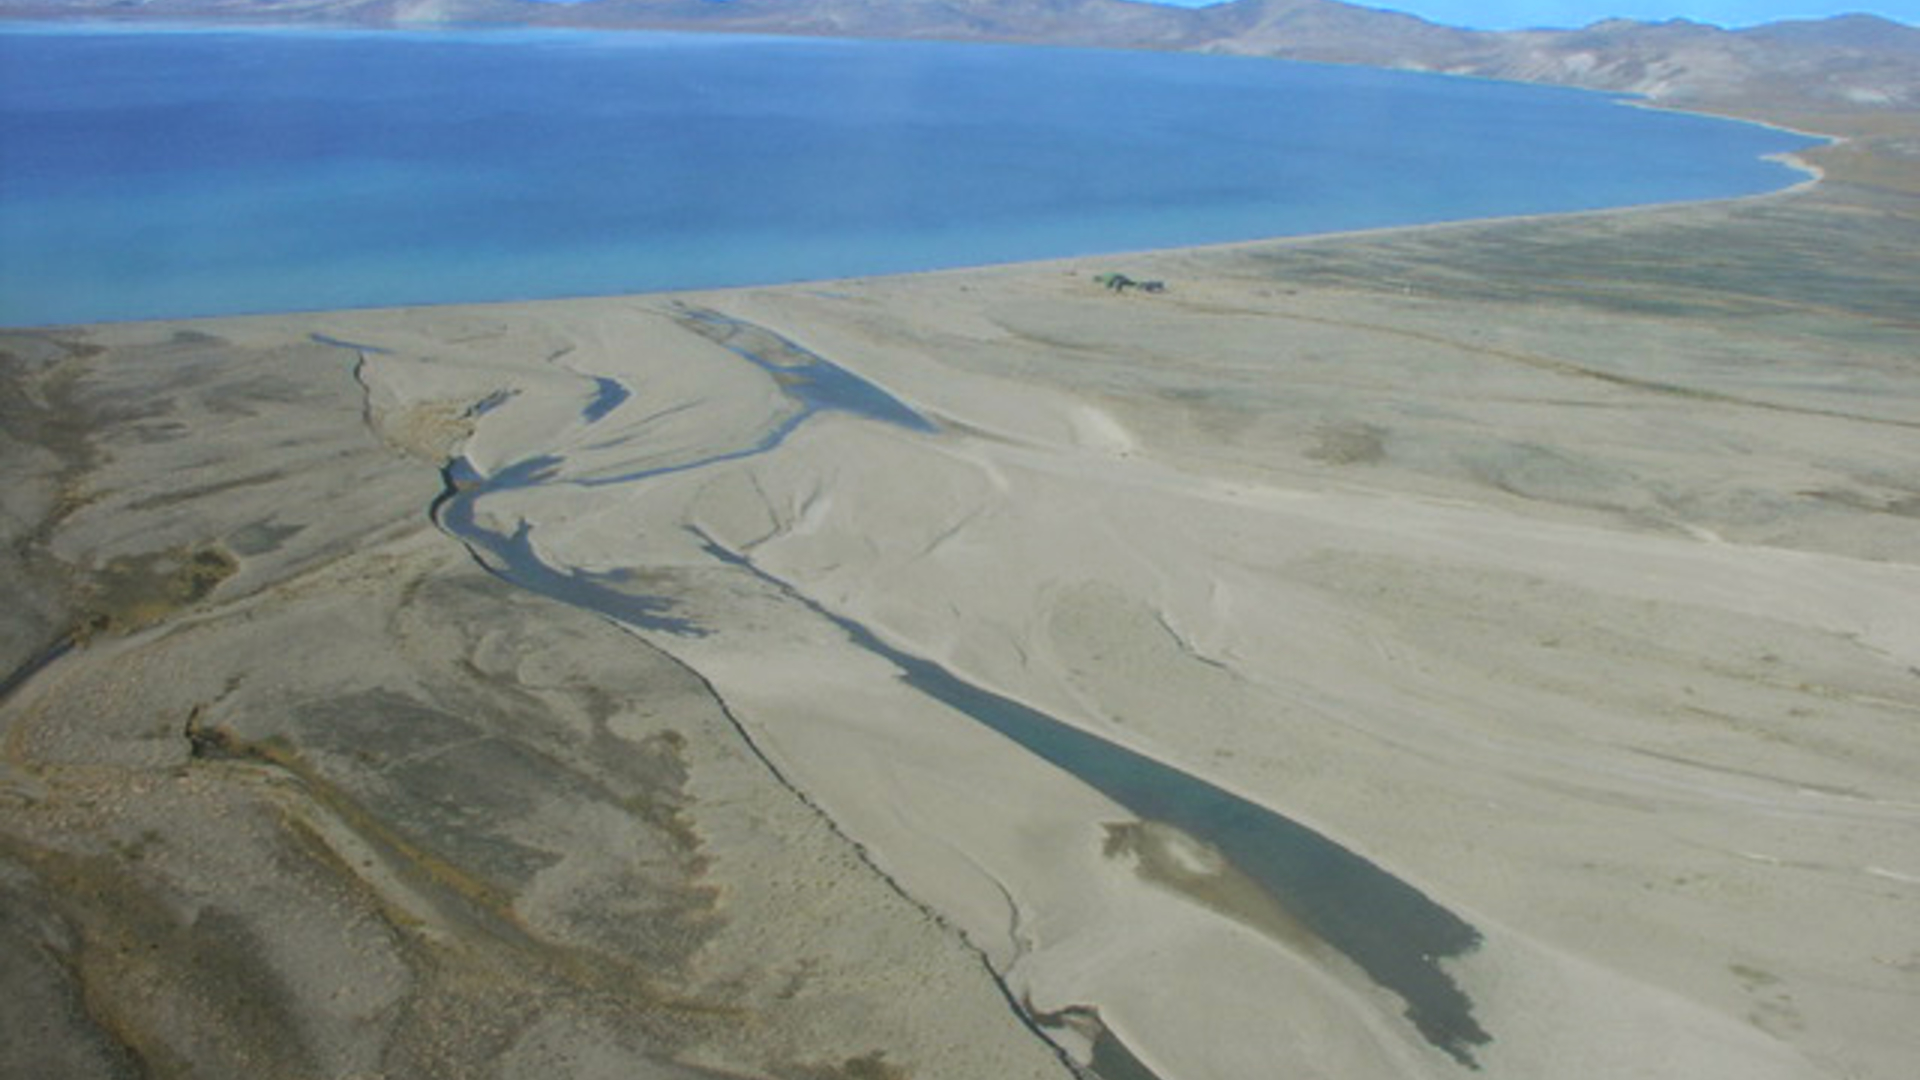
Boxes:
[4,130,1918,1079]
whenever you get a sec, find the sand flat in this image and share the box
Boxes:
[5,136,1920,1078]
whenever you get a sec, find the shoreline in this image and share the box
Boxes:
[0,20,1834,332]
[6,169,1917,1078]
[314,158,1913,1076]
[3,163,1829,333]
[4,36,1917,1080]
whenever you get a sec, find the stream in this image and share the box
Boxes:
[420,309,1491,1069]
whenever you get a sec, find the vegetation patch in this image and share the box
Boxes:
[80,544,237,637]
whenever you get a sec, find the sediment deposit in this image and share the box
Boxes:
[5,149,1918,1079]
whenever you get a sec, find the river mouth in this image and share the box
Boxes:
[700,533,1489,1067]
[426,307,1490,1069]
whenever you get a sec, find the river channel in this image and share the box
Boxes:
[419,309,1491,1070]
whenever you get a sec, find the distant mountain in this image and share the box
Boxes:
[1188,0,1488,62]
[1741,12,1920,53]
[1486,14,1920,109]
[547,0,1195,44]
[3,0,1915,110]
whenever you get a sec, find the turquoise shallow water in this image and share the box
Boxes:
[1,25,1817,325]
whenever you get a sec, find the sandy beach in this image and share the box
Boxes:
[5,109,1919,1079]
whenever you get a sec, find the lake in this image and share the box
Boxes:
[0,24,1818,325]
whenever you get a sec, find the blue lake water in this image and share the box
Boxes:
[0,25,1818,325]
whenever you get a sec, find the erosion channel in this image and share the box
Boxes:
[412,307,1491,1072]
